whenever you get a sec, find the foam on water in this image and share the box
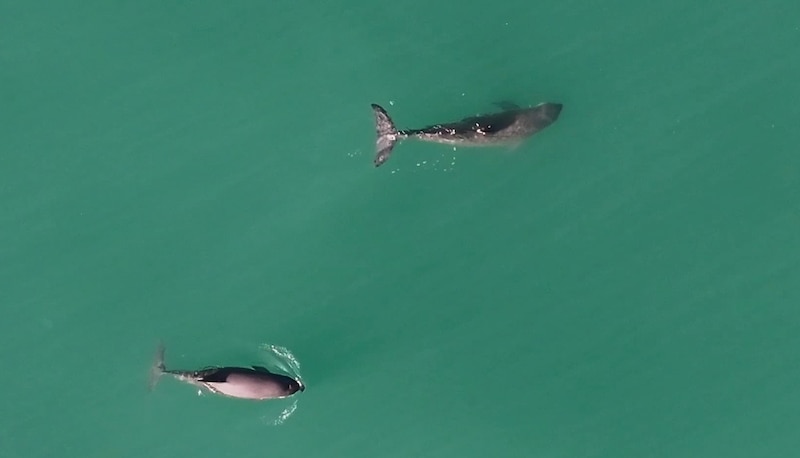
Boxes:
[256,343,304,426]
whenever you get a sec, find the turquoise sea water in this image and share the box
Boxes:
[2,1,800,457]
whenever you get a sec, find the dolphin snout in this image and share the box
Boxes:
[290,379,305,393]
[546,103,563,120]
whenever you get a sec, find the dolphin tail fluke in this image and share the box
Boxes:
[371,104,402,167]
[148,341,167,391]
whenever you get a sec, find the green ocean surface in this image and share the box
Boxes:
[2,1,799,456]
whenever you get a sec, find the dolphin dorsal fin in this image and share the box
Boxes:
[494,100,521,111]
[252,365,271,373]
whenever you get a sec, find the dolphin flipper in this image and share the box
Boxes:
[494,100,521,111]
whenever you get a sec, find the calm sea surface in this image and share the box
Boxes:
[2,1,799,456]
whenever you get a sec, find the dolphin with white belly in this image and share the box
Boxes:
[371,101,563,167]
[148,343,304,400]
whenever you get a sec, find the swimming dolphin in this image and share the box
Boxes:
[149,343,305,400]
[370,101,563,167]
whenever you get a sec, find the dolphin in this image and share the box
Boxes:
[148,343,305,400]
[370,101,563,167]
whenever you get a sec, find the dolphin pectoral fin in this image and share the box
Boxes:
[494,100,521,111]
[498,140,524,154]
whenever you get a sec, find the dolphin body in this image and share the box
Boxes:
[370,101,563,167]
[149,343,305,400]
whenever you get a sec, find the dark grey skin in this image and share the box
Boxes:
[371,101,563,167]
[149,343,304,400]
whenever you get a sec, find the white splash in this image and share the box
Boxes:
[259,343,302,380]
[385,151,460,173]
[273,399,298,426]
[256,343,305,426]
